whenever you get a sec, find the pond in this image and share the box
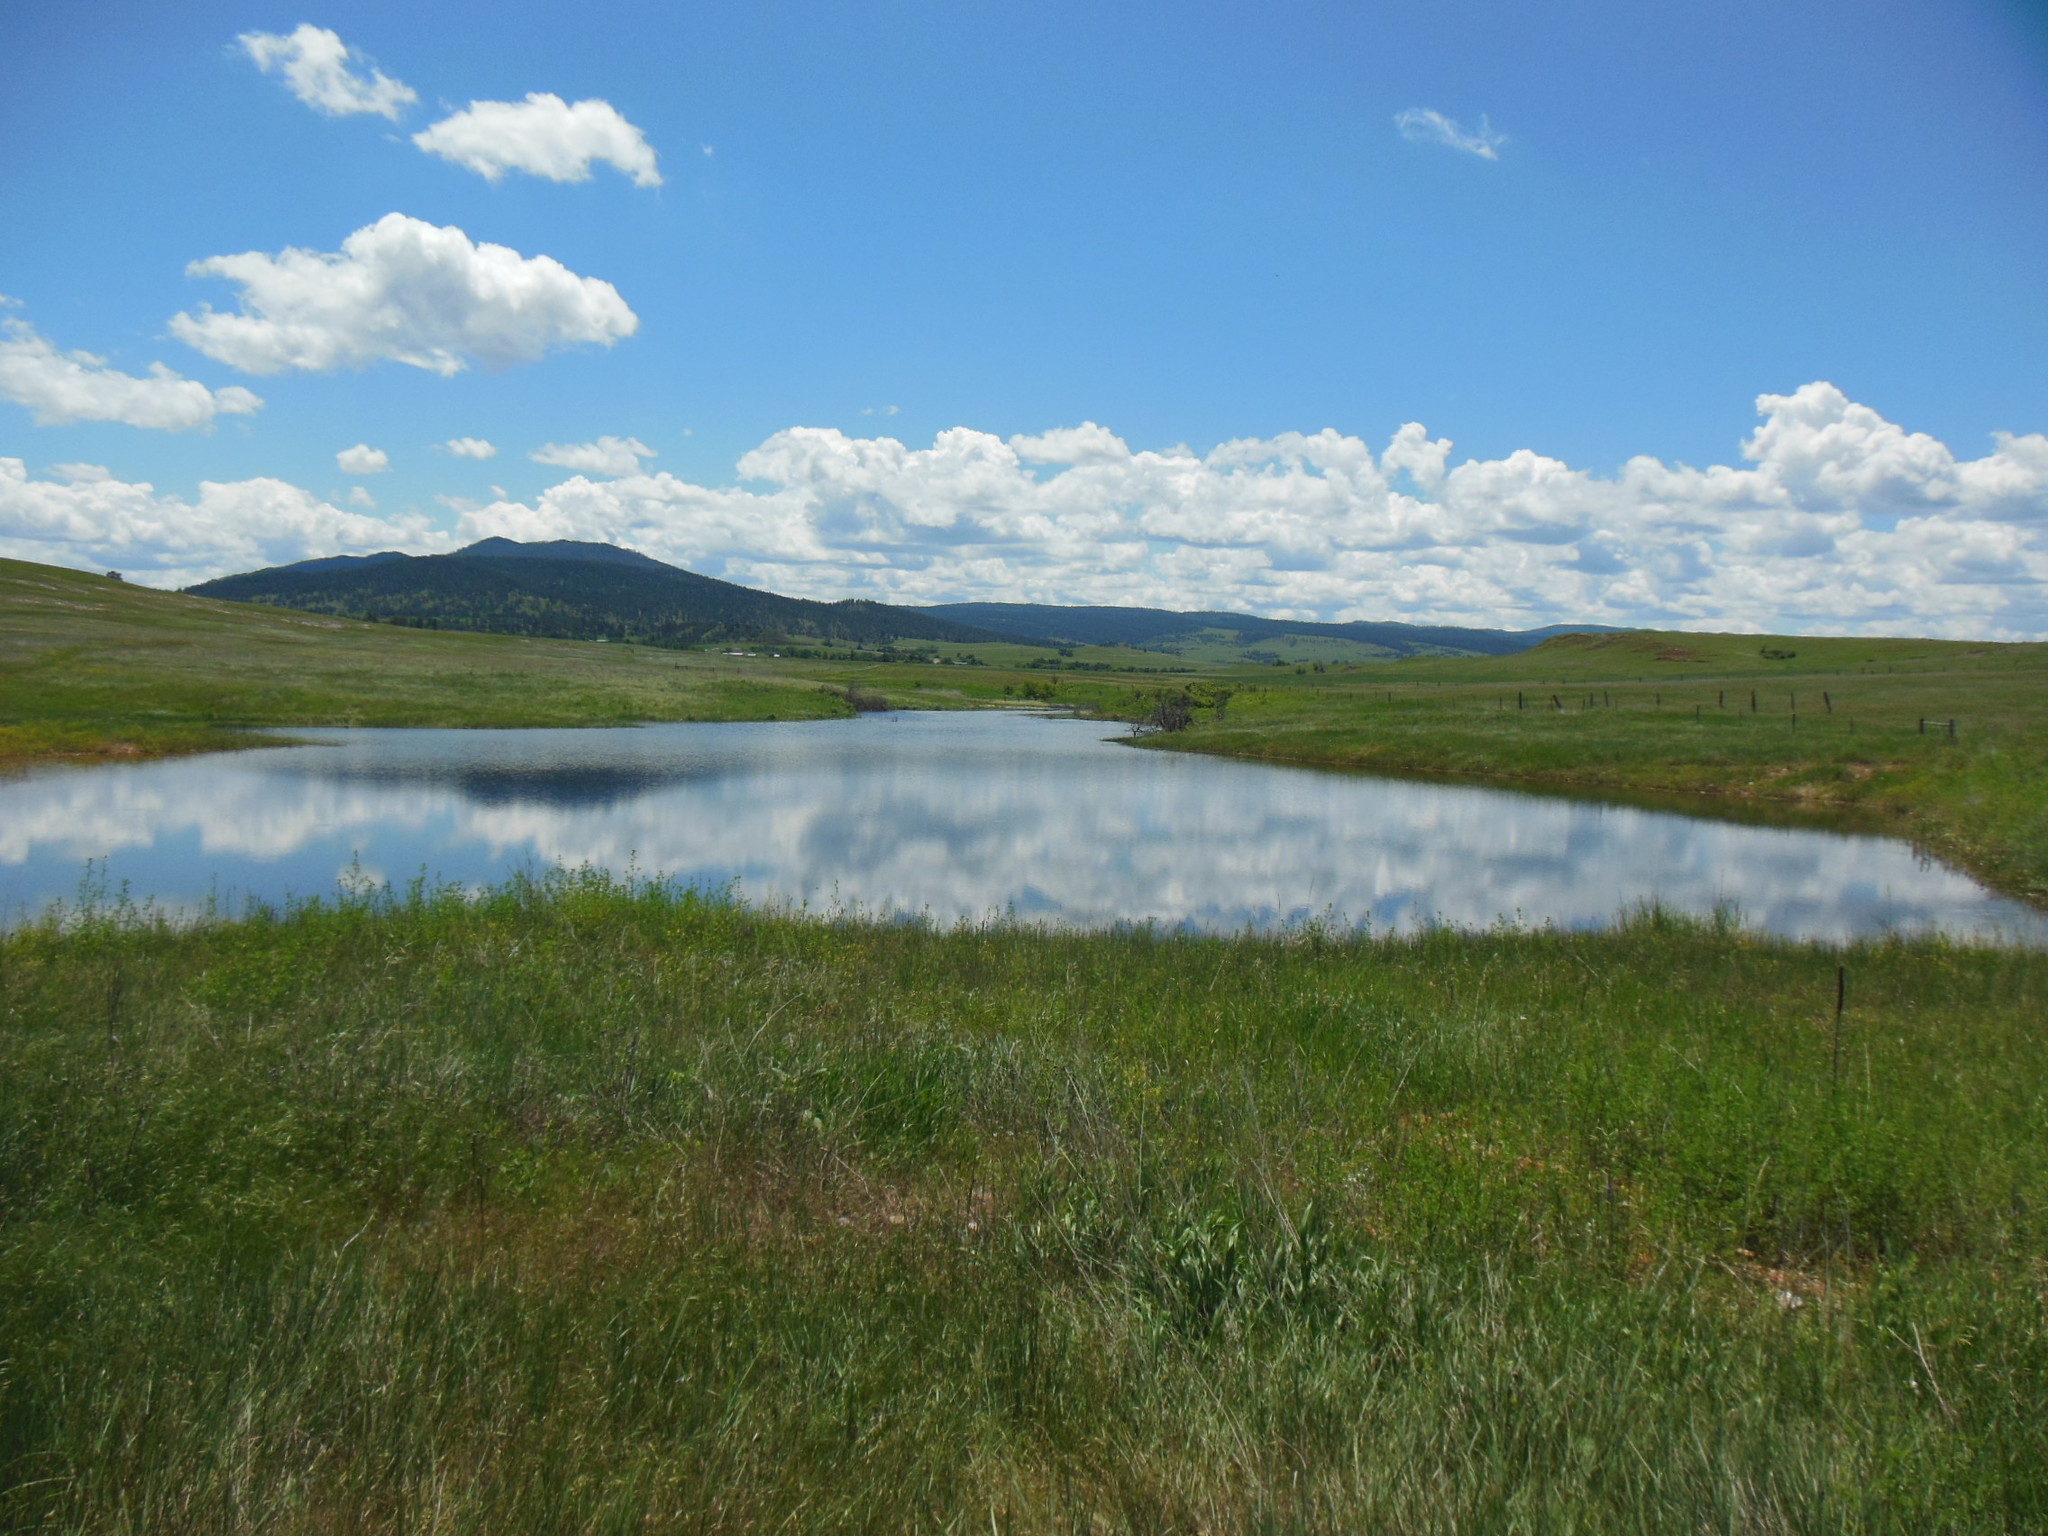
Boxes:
[2,710,2040,942]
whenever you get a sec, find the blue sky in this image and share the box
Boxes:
[4,0,2048,635]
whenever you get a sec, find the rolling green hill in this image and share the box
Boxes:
[188,540,1034,649]
[0,557,860,762]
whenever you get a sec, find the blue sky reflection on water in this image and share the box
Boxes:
[1,711,2041,944]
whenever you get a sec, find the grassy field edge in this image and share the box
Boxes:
[1120,630,2048,905]
[1136,725,2034,904]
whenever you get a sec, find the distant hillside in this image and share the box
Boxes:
[919,601,1613,658]
[188,542,1029,649]
[188,541,1613,659]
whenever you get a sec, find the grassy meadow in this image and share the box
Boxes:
[3,875,2046,1532]
[0,560,854,764]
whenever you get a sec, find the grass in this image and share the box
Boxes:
[0,560,856,765]
[1139,630,2048,902]
[2,874,2046,1532]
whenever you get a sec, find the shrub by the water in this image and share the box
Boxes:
[833,684,891,713]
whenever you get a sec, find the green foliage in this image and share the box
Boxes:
[2,877,2045,1530]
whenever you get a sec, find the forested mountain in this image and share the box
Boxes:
[188,541,1027,649]
[190,539,1609,656]
[918,602,1611,657]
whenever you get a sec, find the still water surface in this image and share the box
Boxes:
[2,711,2040,942]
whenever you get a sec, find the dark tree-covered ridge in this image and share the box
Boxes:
[188,542,1032,649]
[918,601,1613,657]
[191,539,1607,655]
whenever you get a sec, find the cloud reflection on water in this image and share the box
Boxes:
[2,712,2041,944]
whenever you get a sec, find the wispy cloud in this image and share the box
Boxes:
[530,435,655,477]
[238,25,416,121]
[413,94,662,187]
[1395,108,1505,161]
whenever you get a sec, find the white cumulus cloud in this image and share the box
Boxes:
[336,443,389,474]
[530,435,655,477]
[1011,423,1133,467]
[0,458,450,588]
[1395,108,1505,160]
[444,436,498,459]
[413,94,661,187]
[449,384,2048,639]
[170,214,639,377]
[11,386,2047,637]
[239,24,416,121]
[0,317,263,430]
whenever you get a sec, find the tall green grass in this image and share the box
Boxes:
[3,875,2043,1531]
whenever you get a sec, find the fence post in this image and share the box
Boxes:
[1832,966,1846,1086]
